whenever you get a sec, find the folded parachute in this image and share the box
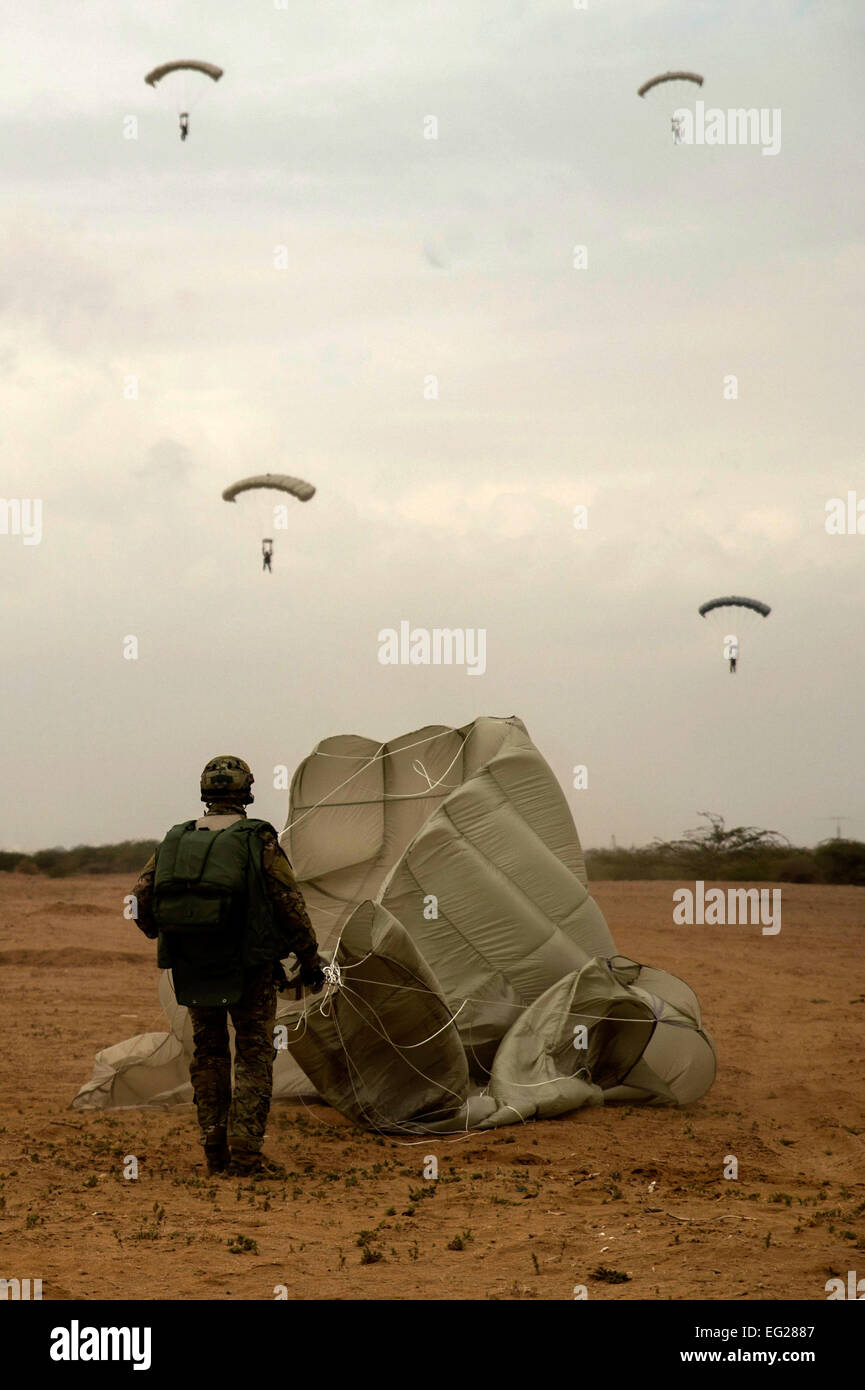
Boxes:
[73,716,716,1129]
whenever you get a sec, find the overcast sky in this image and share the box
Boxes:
[2,0,863,854]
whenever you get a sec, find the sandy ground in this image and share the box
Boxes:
[0,873,862,1302]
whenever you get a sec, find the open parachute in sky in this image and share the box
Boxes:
[222,473,316,573]
[637,71,704,98]
[699,595,771,673]
[639,71,704,144]
[144,60,223,141]
[73,717,716,1131]
[221,474,316,504]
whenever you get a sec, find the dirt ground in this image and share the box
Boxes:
[0,873,862,1302]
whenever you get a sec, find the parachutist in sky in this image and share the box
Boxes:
[699,598,769,674]
[222,474,315,565]
[144,60,222,137]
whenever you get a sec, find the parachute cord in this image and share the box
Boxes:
[316,961,343,1018]
[342,974,662,1026]
[269,968,653,1143]
[322,961,342,990]
[287,962,478,1143]
[334,981,470,1113]
[283,725,476,833]
[325,983,469,1142]
[322,975,617,1110]
[410,759,458,794]
[395,998,467,1048]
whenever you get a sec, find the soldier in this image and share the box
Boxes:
[130,756,325,1178]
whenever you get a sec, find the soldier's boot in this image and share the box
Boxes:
[228,1146,287,1180]
[203,1126,230,1176]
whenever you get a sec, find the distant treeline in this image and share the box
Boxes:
[585,813,865,885]
[3,814,865,886]
[0,840,158,878]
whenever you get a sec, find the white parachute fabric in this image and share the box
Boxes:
[281,901,477,1132]
[73,971,194,1110]
[73,716,717,1126]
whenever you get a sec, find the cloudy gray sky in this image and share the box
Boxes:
[2,0,863,853]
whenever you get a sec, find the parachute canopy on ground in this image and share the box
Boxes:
[74,717,717,1131]
[144,60,223,87]
[221,474,316,504]
[638,71,703,98]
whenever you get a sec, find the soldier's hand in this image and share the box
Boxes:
[298,954,327,993]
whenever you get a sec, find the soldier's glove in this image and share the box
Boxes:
[273,962,291,993]
[298,954,327,994]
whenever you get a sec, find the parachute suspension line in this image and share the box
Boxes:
[322,960,342,990]
[335,979,470,1112]
[309,727,469,760]
[325,974,645,1125]
[292,793,456,810]
[283,725,477,833]
[396,998,468,1048]
[343,978,664,1034]
[301,961,479,1141]
[410,759,459,794]
[316,962,343,1019]
[326,984,458,1141]
[277,968,661,1142]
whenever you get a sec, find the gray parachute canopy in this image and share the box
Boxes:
[222,474,316,504]
[638,71,703,98]
[698,596,771,618]
[144,60,223,87]
[74,717,716,1131]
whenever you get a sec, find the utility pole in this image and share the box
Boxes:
[818,816,854,841]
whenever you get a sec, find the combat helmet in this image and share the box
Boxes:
[200,755,255,806]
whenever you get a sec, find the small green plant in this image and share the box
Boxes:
[447,1229,473,1251]
[591,1266,630,1284]
[227,1234,259,1254]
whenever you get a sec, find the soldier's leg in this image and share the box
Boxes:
[226,966,278,1165]
[188,1005,232,1172]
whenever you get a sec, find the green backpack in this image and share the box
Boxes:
[152,818,272,1007]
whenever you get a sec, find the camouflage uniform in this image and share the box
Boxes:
[132,806,319,1162]
[187,964,278,1155]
